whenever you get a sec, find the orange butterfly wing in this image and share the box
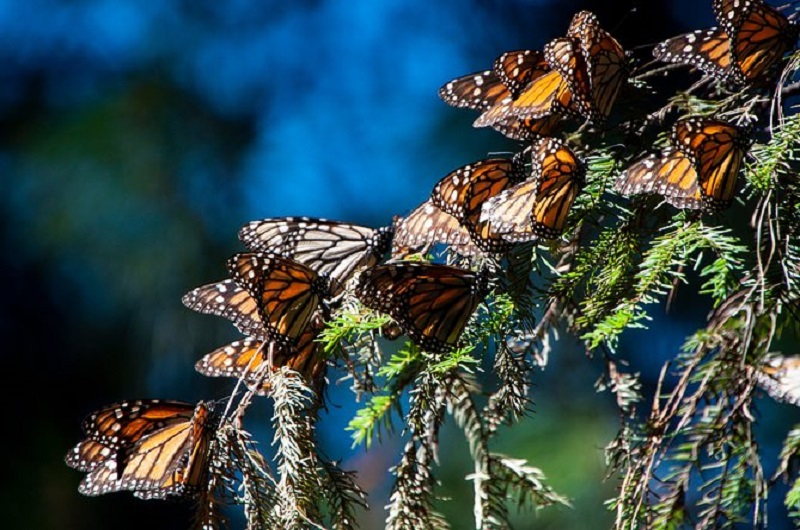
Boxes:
[227,253,328,344]
[672,118,748,209]
[568,10,626,121]
[356,262,489,353]
[481,138,584,240]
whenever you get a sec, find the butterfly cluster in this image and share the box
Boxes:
[65,2,800,522]
[441,10,626,142]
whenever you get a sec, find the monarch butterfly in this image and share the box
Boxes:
[653,0,797,84]
[355,262,491,353]
[614,117,749,210]
[391,200,481,257]
[237,217,393,293]
[567,10,626,121]
[227,252,331,345]
[439,52,565,141]
[195,322,327,396]
[480,137,585,240]
[430,156,529,253]
[182,279,265,340]
[65,400,216,499]
[753,354,800,406]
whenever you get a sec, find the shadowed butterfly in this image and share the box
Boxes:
[615,117,749,210]
[238,217,393,294]
[65,400,216,499]
[480,137,586,240]
[227,252,331,346]
[653,0,797,85]
[355,262,491,353]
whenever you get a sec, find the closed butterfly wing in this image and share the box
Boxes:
[66,400,215,499]
[182,279,265,340]
[431,157,524,221]
[227,253,329,345]
[355,262,490,353]
[568,10,626,121]
[430,156,528,252]
[714,0,797,82]
[238,217,393,292]
[482,137,584,239]
[672,117,748,209]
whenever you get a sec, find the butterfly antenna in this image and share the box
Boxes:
[610,1,640,34]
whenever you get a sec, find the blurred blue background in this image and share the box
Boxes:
[2,0,798,528]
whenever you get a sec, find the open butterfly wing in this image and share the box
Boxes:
[653,28,735,81]
[238,217,392,291]
[510,38,585,120]
[195,320,326,395]
[438,70,510,111]
[615,148,704,209]
[723,0,796,81]
[227,253,326,344]
[431,158,523,221]
[182,279,265,340]
[492,49,550,99]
